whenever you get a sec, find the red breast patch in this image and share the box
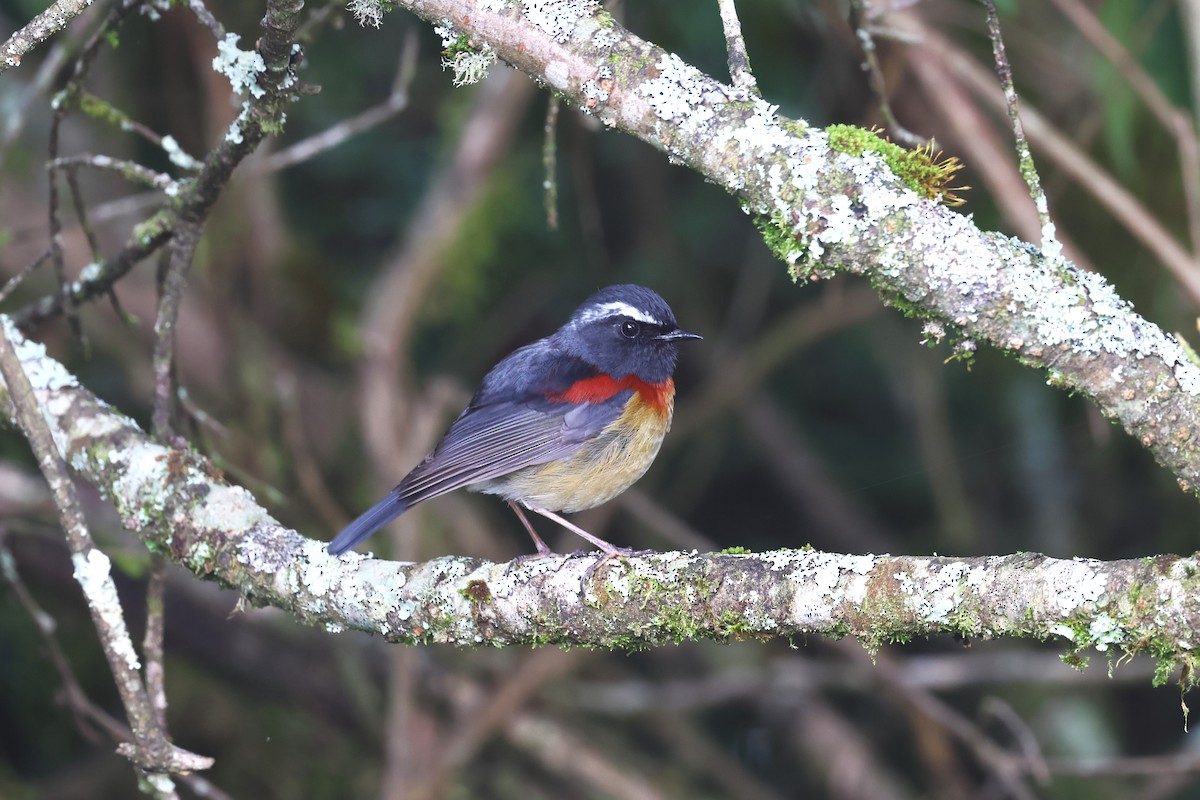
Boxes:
[550,375,674,414]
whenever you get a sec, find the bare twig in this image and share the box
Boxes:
[0,250,52,306]
[47,154,176,190]
[151,221,202,440]
[276,368,350,532]
[848,0,926,146]
[185,0,226,39]
[543,95,560,229]
[716,0,760,96]
[409,649,581,799]
[982,0,1060,259]
[0,0,97,74]
[143,555,169,731]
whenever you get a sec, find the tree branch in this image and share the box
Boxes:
[0,0,96,74]
[0,320,1196,677]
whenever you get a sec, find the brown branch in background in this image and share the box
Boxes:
[543,95,561,229]
[143,556,169,731]
[835,641,1039,800]
[506,713,665,800]
[848,0,926,146]
[63,165,102,263]
[409,648,581,799]
[0,0,97,75]
[1184,0,1200,155]
[276,367,351,532]
[1050,0,1200,260]
[0,321,213,779]
[716,0,760,97]
[981,0,1055,249]
[151,221,202,440]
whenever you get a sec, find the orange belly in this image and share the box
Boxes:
[475,390,674,513]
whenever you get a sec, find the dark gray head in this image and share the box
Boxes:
[556,284,701,382]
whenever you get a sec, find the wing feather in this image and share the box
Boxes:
[393,392,629,505]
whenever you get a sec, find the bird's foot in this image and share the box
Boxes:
[582,545,655,581]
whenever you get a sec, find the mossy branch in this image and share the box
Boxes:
[1,320,1196,684]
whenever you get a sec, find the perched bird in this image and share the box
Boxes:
[328,284,701,560]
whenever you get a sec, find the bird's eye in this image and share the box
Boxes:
[620,320,640,339]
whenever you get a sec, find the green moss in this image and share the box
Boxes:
[459,579,492,604]
[442,33,474,59]
[720,546,752,555]
[780,119,809,137]
[826,123,966,206]
[751,212,806,277]
[78,92,133,130]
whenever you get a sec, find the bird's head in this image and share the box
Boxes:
[557,284,702,383]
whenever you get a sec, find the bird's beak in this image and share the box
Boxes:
[656,328,703,342]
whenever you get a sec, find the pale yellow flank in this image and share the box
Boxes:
[478,390,674,513]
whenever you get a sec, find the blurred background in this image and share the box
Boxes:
[2,0,1199,797]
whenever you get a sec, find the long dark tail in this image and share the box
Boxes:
[327,491,409,555]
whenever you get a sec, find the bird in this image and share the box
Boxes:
[327,284,701,562]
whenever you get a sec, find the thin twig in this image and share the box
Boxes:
[185,0,226,39]
[150,222,202,441]
[47,154,176,190]
[543,95,560,229]
[716,0,760,96]
[0,318,212,777]
[849,0,926,146]
[982,0,1061,260]
[143,555,169,731]
[63,166,101,261]
[257,29,418,172]
[0,250,52,306]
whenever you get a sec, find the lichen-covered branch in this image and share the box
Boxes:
[1,320,1197,679]
[377,0,1200,495]
[0,0,95,74]
[0,320,213,781]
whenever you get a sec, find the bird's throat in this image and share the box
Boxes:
[550,375,675,415]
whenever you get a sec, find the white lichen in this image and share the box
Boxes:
[212,33,266,99]
[160,135,201,171]
[522,0,594,43]
[442,47,496,87]
[348,0,385,27]
[72,548,142,671]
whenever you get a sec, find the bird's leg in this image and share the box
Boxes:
[507,501,556,558]
[525,505,654,578]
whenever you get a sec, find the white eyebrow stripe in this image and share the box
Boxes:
[576,301,662,326]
